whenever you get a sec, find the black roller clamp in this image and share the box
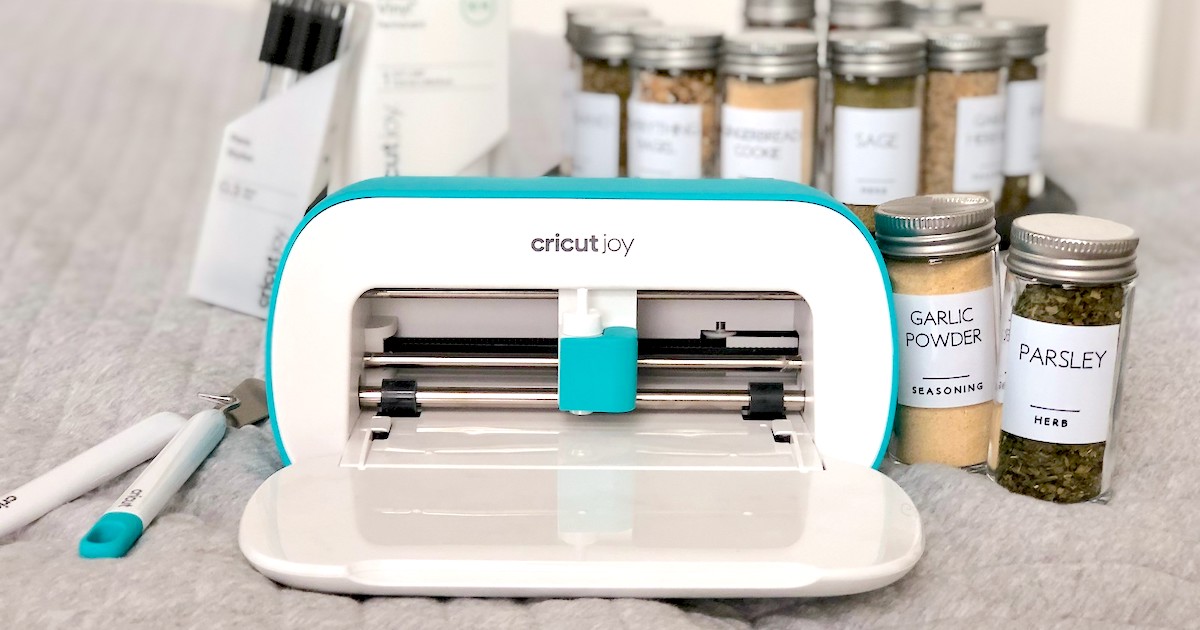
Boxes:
[742,382,787,420]
[380,379,422,417]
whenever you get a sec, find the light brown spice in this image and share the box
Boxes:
[635,68,719,176]
[888,252,995,466]
[722,76,817,185]
[921,69,1001,196]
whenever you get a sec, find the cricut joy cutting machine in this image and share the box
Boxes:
[239,177,923,597]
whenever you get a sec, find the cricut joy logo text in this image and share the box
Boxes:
[0,496,15,509]
[530,234,635,257]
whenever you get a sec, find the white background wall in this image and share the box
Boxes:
[513,0,1200,135]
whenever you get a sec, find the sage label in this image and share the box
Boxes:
[953,94,1005,194]
[1002,315,1120,444]
[720,105,803,183]
[627,101,702,178]
[833,106,921,205]
[1003,80,1044,176]
[572,92,621,178]
[895,288,997,408]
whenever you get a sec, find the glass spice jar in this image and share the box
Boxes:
[719,30,820,185]
[826,29,926,231]
[966,16,1049,221]
[744,0,816,29]
[919,26,1008,200]
[876,194,1000,468]
[898,0,968,27]
[628,26,722,179]
[561,4,651,176]
[570,15,661,177]
[829,0,900,31]
[989,214,1139,504]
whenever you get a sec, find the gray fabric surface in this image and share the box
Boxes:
[2,0,1198,628]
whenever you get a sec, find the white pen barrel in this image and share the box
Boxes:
[0,412,187,538]
[106,410,227,526]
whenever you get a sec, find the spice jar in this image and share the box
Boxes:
[919,26,1007,200]
[826,29,926,231]
[829,0,900,31]
[744,0,816,29]
[562,4,650,176]
[876,194,1000,467]
[719,30,819,185]
[628,26,721,179]
[898,0,968,27]
[990,214,1139,503]
[966,16,1049,220]
[570,15,661,177]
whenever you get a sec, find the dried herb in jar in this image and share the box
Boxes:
[827,29,926,232]
[996,57,1040,216]
[994,285,1124,503]
[580,59,634,174]
[990,214,1139,504]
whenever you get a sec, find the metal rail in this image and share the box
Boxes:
[361,289,800,301]
[363,353,804,372]
[359,387,808,412]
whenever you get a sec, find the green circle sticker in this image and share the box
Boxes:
[461,0,496,25]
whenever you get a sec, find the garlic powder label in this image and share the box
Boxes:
[720,105,804,183]
[572,92,621,178]
[953,94,1005,194]
[896,288,997,408]
[833,106,921,205]
[1002,316,1120,444]
[627,101,703,178]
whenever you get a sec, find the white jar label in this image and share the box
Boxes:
[1001,316,1121,444]
[720,105,804,183]
[832,106,921,205]
[953,94,1005,194]
[572,92,621,178]
[560,65,580,167]
[1003,80,1044,176]
[895,288,997,408]
[627,101,703,178]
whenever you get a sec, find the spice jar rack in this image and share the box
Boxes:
[551,3,1075,244]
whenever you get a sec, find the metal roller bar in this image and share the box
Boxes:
[362,353,804,372]
[359,387,809,412]
[361,289,799,301]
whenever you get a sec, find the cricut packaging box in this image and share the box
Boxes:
[342,0,510,181]
[189,0,510,319]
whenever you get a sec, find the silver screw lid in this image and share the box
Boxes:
[564,4,649,45]
[963,15,1049,59]
[920,25,1008,72]
[745,0,816,25]
[572,15,662,60]
[828,29,927,78]
[721,29,820,79]
[632,25,722,70]
[1007,214,1139,284]
[829,0,900,29]
[874,194,999,259]
[898,0,964,27]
